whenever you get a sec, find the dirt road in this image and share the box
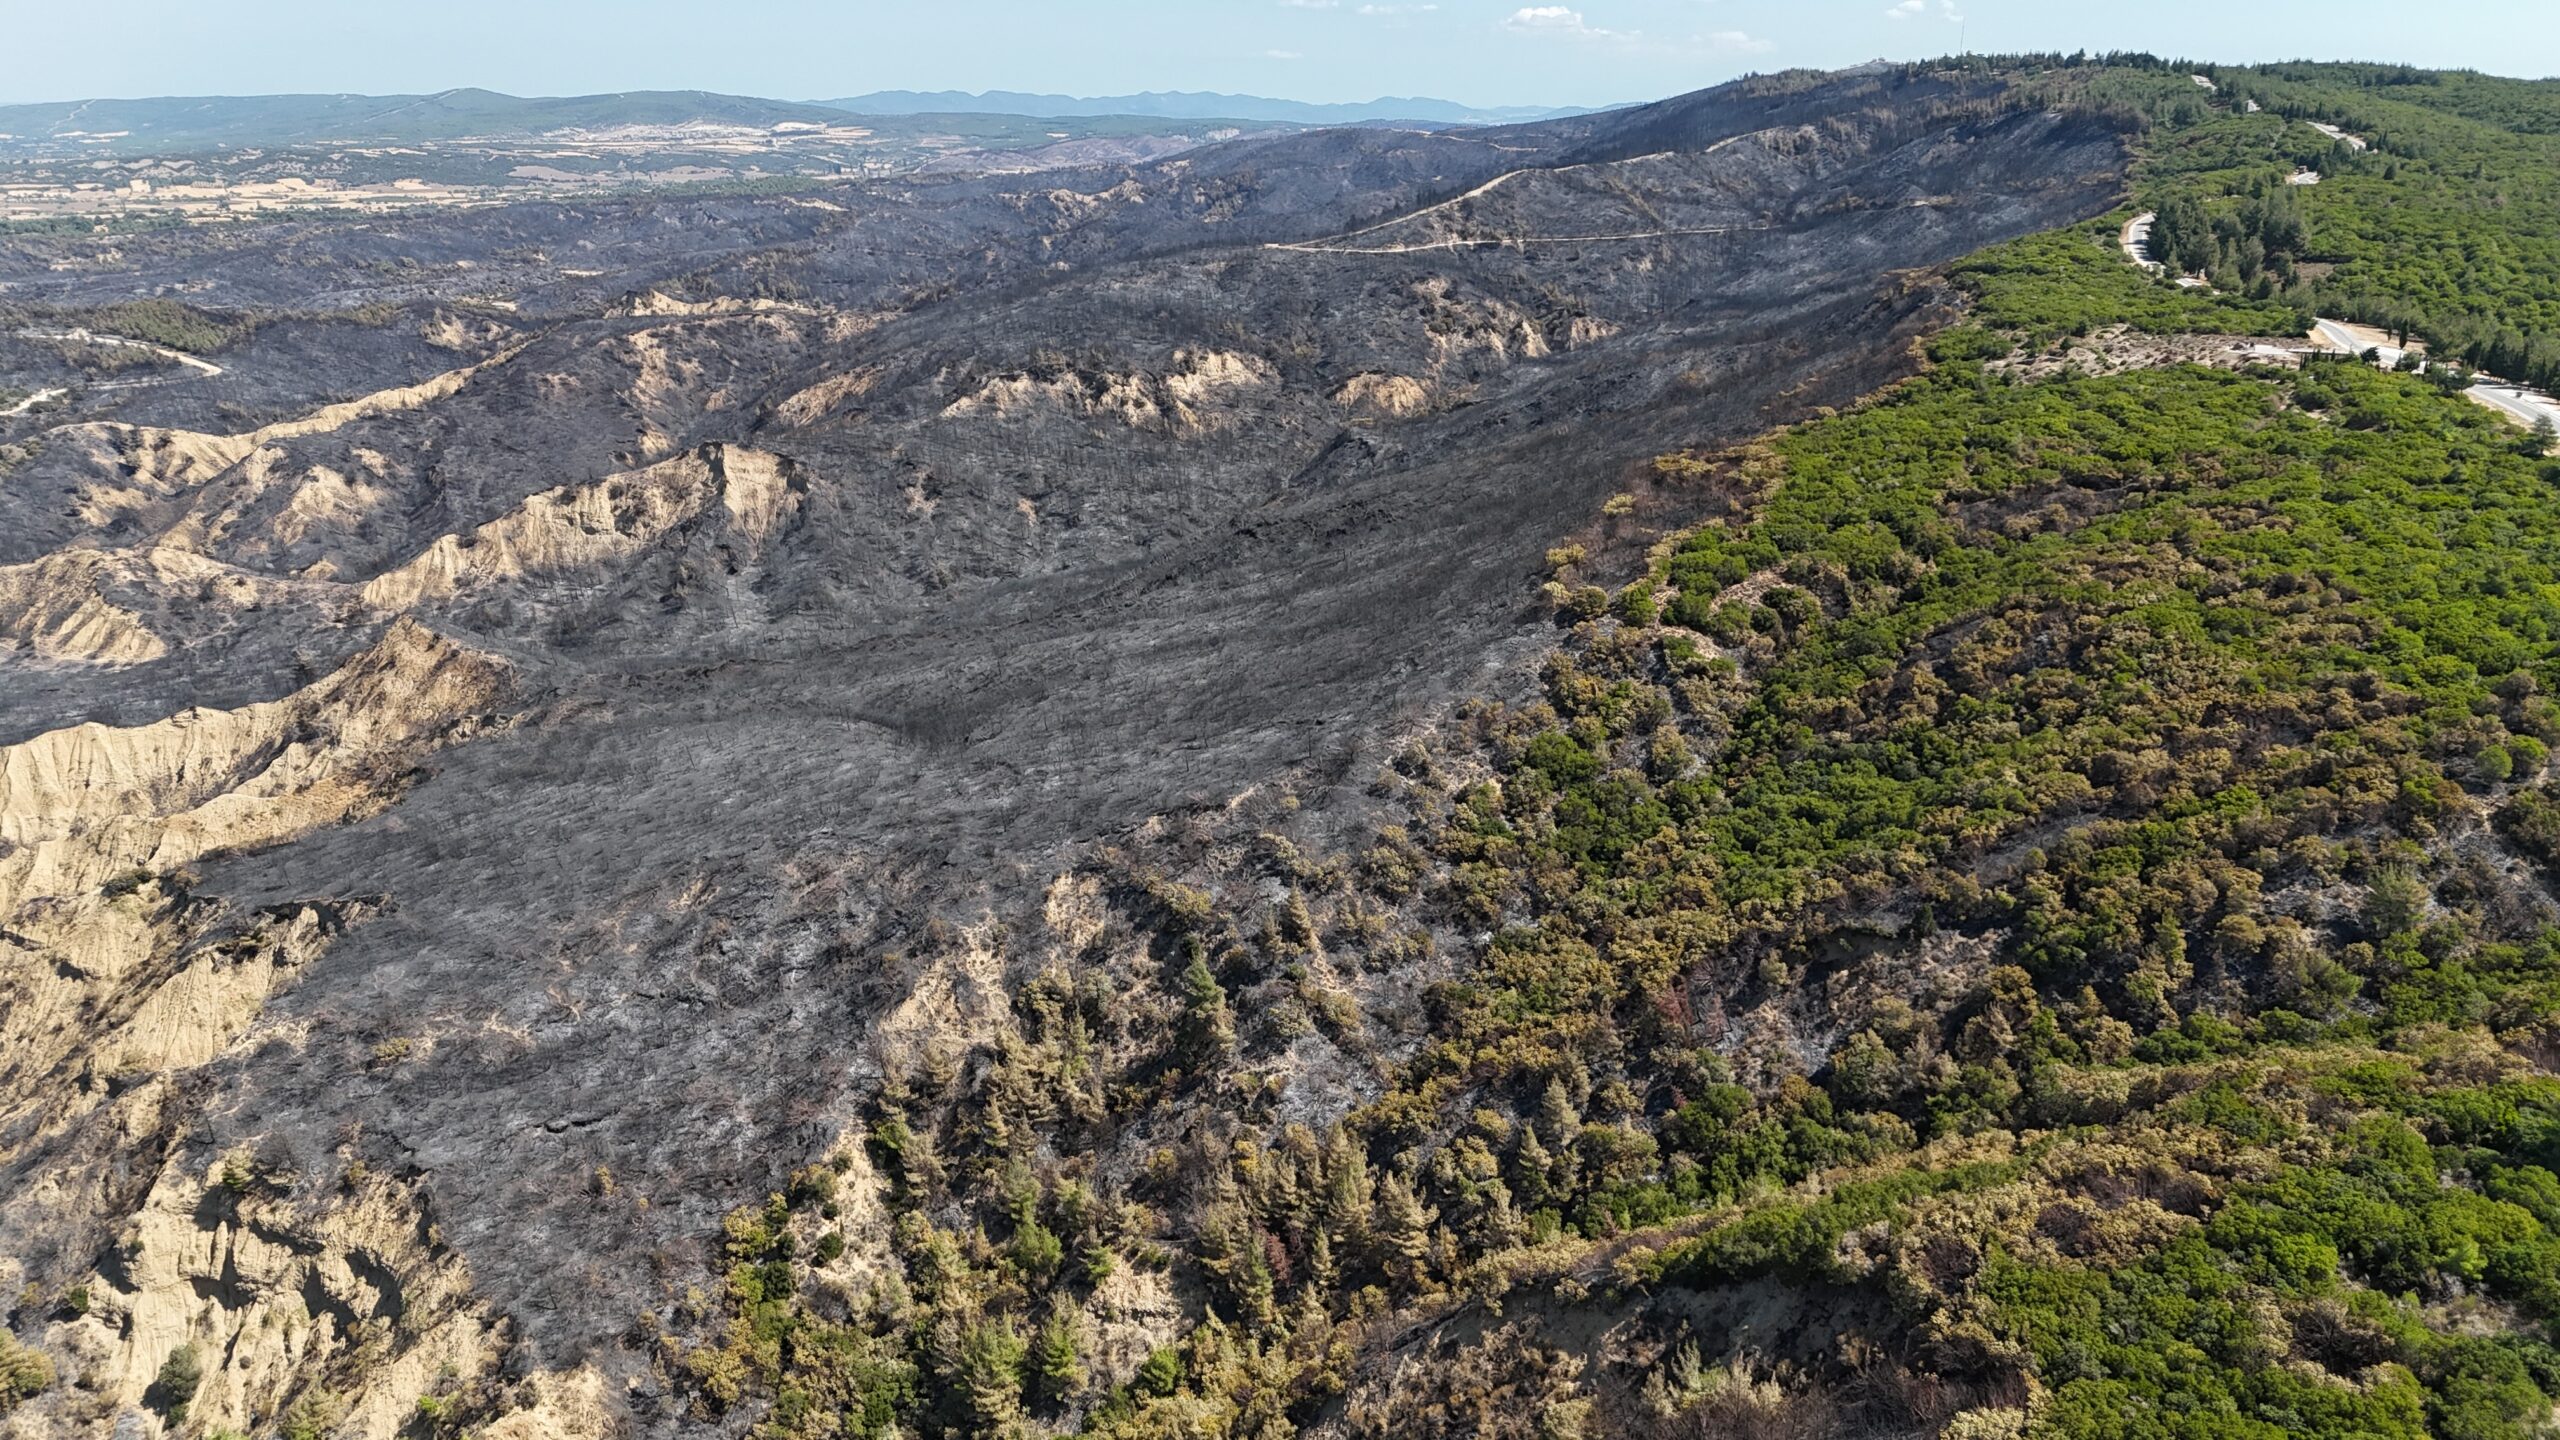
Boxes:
[12,327,225,376]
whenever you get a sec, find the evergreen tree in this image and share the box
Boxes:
[1536,1076,1582,1149]
[1372,1172,1438,1289]
[957,1320,1028,1432]
[1307,1226,1340,1291]
[1511,1125,1556,1211]
[145,1344,203,1424]
[1320,1126,1374,1244]
[1032,1306,1085,1406]
[1174,948,1236,1065]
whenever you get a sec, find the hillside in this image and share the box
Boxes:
[812,91,1579,126]
[3,54,2560,1440]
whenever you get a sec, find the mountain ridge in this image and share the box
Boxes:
[812,88,1589,125]
[0,86,1581,157]
[0,88,857,151]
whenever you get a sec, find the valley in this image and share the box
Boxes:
[0,91,1300,229]
[4,52,2560,1440]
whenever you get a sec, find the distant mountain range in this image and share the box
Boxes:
[0,89,854,151]
[815,89,1586,126]
[0,87,1579,157]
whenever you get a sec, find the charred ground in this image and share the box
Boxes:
[0,64,2142,1439]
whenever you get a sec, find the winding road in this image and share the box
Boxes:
[1270,224,1762,256]
[2121,211,2162,271]
[3,327,228,422]
[2303,318,2560,437]
[2471,382,2560,434]
[2108,219,2556,445]
[13,327,225,376]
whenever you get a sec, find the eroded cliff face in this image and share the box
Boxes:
[0,620,514,1437]
[0,65,2130,1437]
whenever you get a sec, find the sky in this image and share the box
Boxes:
[8,0,2559,109]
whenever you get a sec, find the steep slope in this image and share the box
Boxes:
[0,63,2143,1439]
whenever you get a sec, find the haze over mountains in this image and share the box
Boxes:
[0,89,857,151]
[814,89,1587,125]
[0,86,1578,156]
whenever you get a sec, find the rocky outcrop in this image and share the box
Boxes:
[0,619,508,905]
[940,349,1277,433]
[0,621,517,1437]
[0,551,170,666]
[358,444,802,611]
[1334,372,1435,419]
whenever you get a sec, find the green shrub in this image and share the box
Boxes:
[145,1343,202,1422]
[0,1335,51,1411]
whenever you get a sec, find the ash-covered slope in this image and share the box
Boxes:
[0,66,2129,1438]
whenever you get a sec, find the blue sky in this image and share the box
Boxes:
[10,0,2559,108]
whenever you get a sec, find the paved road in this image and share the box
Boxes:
[2120,211,2162,271]
[2471,382,2560,436]
[2108,229,2555,446]
[2310,317,2412,365]
[2307,317,2560,440]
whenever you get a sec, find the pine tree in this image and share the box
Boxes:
[1536,1076,1582,1148]
[957,1320,1028,1431]
[1511,1125,1555,1211]
[1372,1172,1437,1289]
[1136,1345,1185,1398]
[1174,948,1236,1064]
[1320,1126,1373,1245]
[1033,1306,1085,1406]
[1307,1225,1339,1291]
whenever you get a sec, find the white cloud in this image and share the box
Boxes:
[1886,0,1963,20]
[1502,5,1626,39]
[1279,0,1338,8]
[1267,48,1305,58]
[1357,2,1439,13]
[1502,5,1769,54]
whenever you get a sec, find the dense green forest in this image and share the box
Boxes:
[673,59,2560,1440]
[2078,59,2560,392]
